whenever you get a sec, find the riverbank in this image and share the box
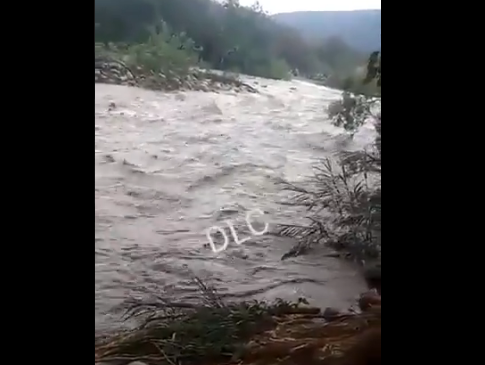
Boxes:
[95,277,381,365]
[95,56,259,93]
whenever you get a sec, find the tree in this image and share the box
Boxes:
[94,0,365,80]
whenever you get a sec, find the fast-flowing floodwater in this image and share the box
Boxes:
[95,76,376,332]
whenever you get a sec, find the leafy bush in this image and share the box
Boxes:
[95,23,200,75]
[126,31,199,73]
[327,93,380,134]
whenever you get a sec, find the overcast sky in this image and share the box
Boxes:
[238,0,381,14]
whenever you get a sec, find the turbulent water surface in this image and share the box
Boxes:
[95,75,376,332]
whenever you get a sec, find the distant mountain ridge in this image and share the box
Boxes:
[272,10,381,52]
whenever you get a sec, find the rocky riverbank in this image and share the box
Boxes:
[95,57,258,93]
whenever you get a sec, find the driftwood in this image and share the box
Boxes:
[204,72,258,93]
[95,56,136,81]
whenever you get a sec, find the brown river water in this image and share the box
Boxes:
[95,76,376,332]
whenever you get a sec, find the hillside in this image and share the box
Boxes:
[94,0,369,82]
[272,10,381,52]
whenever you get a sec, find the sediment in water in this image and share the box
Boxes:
[95,62,381,363]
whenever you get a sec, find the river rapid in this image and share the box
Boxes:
[95,76,376,332]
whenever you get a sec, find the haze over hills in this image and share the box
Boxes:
[272,10,381,52]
